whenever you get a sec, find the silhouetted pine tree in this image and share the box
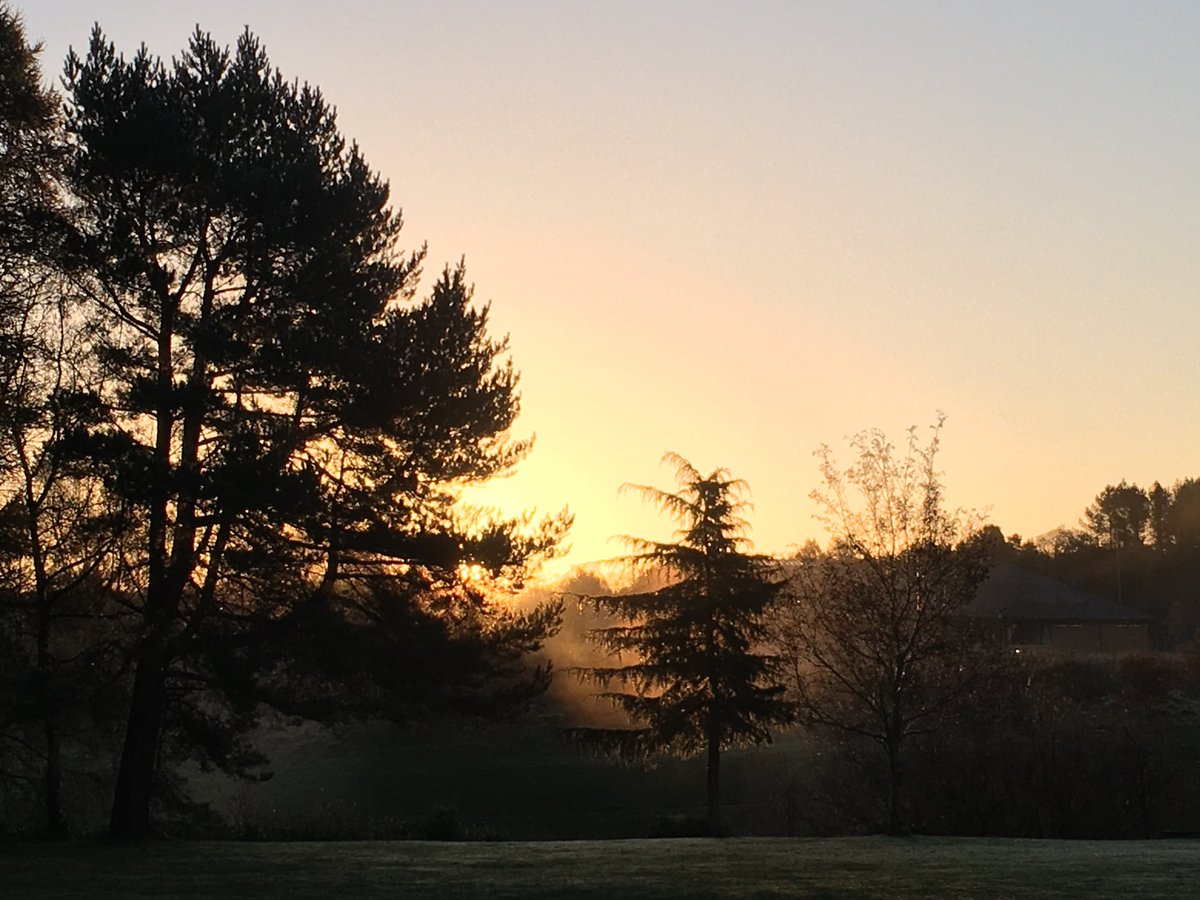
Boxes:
[574,454,791,835]
[57,26,565,838]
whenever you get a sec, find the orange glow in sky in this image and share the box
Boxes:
[25,2,1200,578]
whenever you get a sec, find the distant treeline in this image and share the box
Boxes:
[1001,478,1200,644]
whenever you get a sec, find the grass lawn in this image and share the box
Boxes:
[3,837,1198,899]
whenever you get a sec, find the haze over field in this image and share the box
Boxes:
[23,1,1200,573]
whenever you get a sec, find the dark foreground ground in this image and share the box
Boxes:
[3,836,1199,899]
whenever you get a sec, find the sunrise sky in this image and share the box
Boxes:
[21,1,1200,576]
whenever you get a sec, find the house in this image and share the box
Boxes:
[964,562,1154,653]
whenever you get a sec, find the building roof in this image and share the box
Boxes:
[963,562,1154,623]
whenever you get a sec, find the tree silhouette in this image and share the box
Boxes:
[57,26,565,838]
[1083,481,1150,550]
[777,418,990,835]
[574,453,791,834]
[0,3,116,838]
[1147,481,1172,551]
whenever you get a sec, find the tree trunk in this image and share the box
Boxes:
[109,292,178,840]
[42,720,65,838]
[886,734,905,836]
[706,727,721,836]
[35,594,65,838]
[109,647,168,839]
[22,438,65,837]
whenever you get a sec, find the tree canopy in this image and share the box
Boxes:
[1083,481,1150,549]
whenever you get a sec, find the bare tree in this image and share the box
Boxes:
[776,417,991,834]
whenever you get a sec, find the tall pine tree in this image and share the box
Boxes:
[58,26,565,838]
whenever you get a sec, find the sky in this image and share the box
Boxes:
[18,1,1200,577]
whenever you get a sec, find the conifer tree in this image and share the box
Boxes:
[57,26,565,838]
[575,453,791,835]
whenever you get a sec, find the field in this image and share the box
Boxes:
[4,837,1199,899]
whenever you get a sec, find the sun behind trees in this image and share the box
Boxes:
[0,16,567,839]
[572,453,793,836]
